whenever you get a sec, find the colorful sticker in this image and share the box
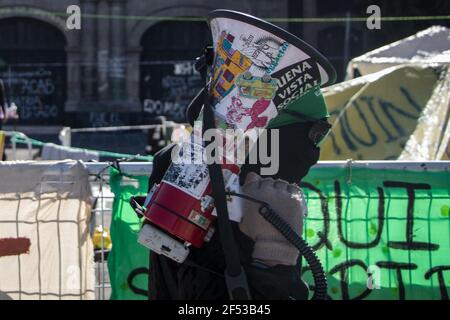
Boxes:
[236,72,277,100]
[271,58,321,109]
[162,143,209,199]
[225,96,272,130]
[188,209,211,230]
[211,31,252,106]
[239,34,289,73]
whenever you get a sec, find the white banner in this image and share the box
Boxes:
[0,160,95,300]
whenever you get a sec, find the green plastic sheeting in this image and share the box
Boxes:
[107,168,149,300]
[300,166,450,300]
[107,165,450,300]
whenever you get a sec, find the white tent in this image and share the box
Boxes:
[346,26,450,79]
[320,26,450,161]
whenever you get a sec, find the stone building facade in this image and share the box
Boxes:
[1,0,443,129]
[0,0,293,127]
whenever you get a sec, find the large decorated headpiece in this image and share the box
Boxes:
[207,10,337,130]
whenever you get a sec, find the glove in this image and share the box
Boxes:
[239,172,307,266]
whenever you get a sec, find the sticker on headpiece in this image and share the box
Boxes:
[207,10,336,127]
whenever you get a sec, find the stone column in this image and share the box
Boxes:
[110,0,126,105]
[97,0,110,102]
[125,46,142,111]
[65,46,82,112]
[80,0,97,106]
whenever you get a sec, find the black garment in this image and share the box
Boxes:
[148,46,321,298]
[146,120,319,300]
[239,121,320,185]
[146,144,252,299]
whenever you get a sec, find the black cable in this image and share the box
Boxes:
[227,191,328,300]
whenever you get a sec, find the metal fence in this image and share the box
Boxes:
[83,160,450,300]
[86,162,152,300]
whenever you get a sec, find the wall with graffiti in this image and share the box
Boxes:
[140,61,204,122]
[0,66,66,125]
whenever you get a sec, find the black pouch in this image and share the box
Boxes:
[308,119,332,146]
[244,264,309,300]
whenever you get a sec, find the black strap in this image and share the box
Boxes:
[202,99,252,300]
[200,48,251,300]
[159,255,181,299]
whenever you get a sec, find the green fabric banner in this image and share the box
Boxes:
[300,166,450,300]
[107,165,450,300]
[107,168,149,300]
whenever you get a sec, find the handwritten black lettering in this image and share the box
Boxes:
[424,266,450,300]
[127,267,149,297]
[329,260,372,300]
[383,181,439,251]
[376,261,417,300]
[299,182,331,251]
[335,181,385,248]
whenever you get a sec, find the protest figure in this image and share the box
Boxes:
[132,10,336,300]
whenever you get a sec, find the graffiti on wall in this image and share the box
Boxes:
[141,61,203,122]
[0,67,65,124]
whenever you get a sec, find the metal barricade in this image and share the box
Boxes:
[85,162,152,300]
[83,160,450,300]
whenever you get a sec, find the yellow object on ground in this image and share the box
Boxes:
[92,225,112,250]
[0,131,4,160]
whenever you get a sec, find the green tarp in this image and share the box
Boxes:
[299,166,450,300]
[108,165,450,300]
[107,168,149,300]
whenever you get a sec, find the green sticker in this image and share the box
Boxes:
[306,228,315,238]
[332,248,342,258]
[369,222,378,235]
[440,205,449,217]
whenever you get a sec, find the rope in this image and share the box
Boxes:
[70,123,185,133]
[9,132,153,161]
[1,7,449,23]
